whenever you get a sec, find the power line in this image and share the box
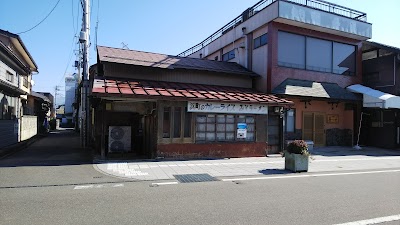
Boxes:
[17,0,62,34]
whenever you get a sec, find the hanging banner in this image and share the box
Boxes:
[188,101,268,114]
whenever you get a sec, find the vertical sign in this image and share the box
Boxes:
[237,123,247,139]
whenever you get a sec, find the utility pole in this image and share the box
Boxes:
[80,0,90,148]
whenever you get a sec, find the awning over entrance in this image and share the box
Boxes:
[91,78,293,106]
[347,84,400,109]
[272,79,360,101]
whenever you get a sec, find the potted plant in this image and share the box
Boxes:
[284,140,311,172]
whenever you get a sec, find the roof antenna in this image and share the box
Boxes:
[121,42,129,50]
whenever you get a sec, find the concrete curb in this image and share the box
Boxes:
[0,135,43,159]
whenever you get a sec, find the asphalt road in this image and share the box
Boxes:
[1,170,400,225]
[1,129,400,224]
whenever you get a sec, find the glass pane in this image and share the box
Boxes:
[226,115,235,123]
[226,132,235,141]
[247,124,255,132]
[217,124,225,132]
[246,132,255,141]
[206,132,215,141]
[246,116,254,123]
[184,110,191,137]
[226,124,234,131]
[196,132,205,141]
[207,114,215,123]
[286,109,295,132]
[254,37,261,49]
[206,123,215,132]
[260,33,268,45]
[237,115,246,123]
[333,42,356,75]
[278,31,305,69]
[216,115,225,123]
[197,124,206,132]
[163,107,170,138]
[216,132,225,141]
[196,115,206,123]
[173,107,182,138]
[306,37,332,73]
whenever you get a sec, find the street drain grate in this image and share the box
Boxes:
[173,174,219,183]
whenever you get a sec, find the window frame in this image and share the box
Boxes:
[161,104,193,143]
[222,49,235,61]
[277,31,357,76]
[6,71,14,83]
[284,109,296,133]
[195,114,256,143]
[254,33,268,49]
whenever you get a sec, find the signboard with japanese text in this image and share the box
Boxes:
[187,101,268,115]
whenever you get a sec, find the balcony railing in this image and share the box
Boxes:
[177,0,367,57]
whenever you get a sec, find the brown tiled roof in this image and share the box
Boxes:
[91,78,293,106]
[97,46,258,76]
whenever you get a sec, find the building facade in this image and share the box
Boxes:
[178,0,372,152]
[64,76,78,127]
[0,29,38,148]
[89,46,292,159]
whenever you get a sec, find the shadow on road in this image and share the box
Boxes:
[309,146,400,157]
[258,169,291,175]
[0,128,93,167]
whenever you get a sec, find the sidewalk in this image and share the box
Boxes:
[94,146,400,181]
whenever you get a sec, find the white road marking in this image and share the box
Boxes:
[333,214,400,225]
[316,157,400,162]
[74,185,93,190]
[222,169,400,182]
[74,183,124,190]
[151,182,178,186]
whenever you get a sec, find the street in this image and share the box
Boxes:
[1,130,400,225]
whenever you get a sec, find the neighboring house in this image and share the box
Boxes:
[0,29,38,148]
[37,92,55,119]
[89,46,292,159]
[348,41,400,148]
[178,0,372,152]
[65,76,78,127]
[26,91,52,133]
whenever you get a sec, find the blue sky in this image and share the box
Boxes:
[1,0,399,105]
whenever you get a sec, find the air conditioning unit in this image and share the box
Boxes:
[108,126,131,153]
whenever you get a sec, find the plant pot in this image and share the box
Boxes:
[284,151,309,172]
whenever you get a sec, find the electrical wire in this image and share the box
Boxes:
[17,0,62,34]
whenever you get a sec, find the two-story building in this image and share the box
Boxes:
[0,29,38,147]
[89,46,293,159]
[178,0,372,152]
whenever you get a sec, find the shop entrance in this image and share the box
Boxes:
[303,112,325,146]
[106,112,154,158]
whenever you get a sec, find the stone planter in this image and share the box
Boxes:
[284,151,309,172]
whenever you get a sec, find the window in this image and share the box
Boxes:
[306,37,332,73]
[222,50,235,61]
[333,42,356,76]
[278,31,306,69]
[6,71,13,82]
[195,114,255,142]
[23,76,29,88]
[278,31,356,75]
[254,33,268,49]
[0,93,16,120]
[162,106,192,139]
[163,107,171,138]
[284,109,295,132]
[173,107,182,138]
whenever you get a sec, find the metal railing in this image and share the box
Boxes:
[177,0,367,57]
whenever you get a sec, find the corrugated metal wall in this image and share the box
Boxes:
[0,120,18,148]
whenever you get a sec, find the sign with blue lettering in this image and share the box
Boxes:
[237,123,247,139]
